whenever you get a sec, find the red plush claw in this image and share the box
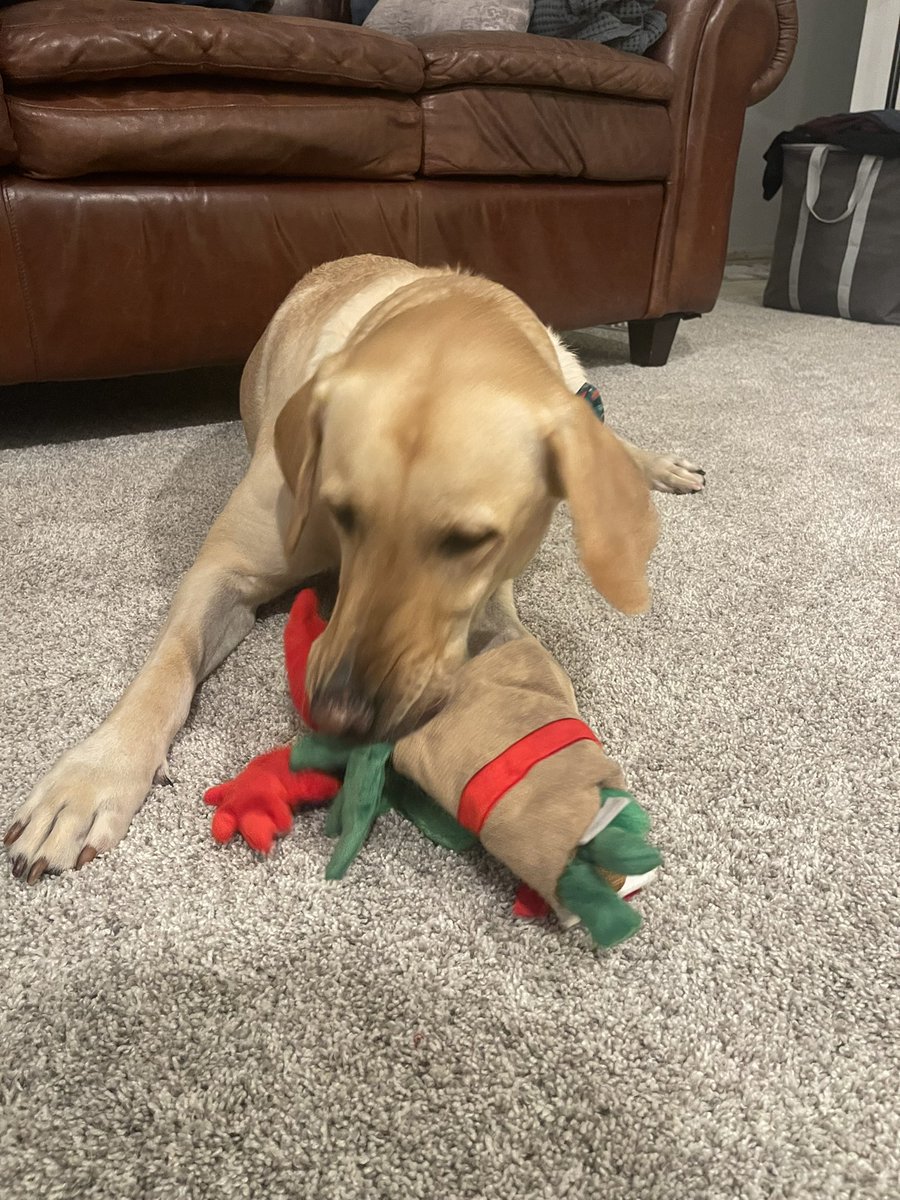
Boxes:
[284,588,327,723]
[204,745,340,854]
[206,787,293,854]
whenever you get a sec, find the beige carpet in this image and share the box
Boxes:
[1,282,898,1199]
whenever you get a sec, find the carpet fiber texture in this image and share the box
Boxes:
[1,283,898,1199]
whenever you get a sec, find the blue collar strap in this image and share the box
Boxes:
[577,382,605,423]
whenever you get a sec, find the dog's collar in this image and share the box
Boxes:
[577,382,604,423]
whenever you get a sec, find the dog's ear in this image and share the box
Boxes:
[545,395,658,614]
[273,376,325,556]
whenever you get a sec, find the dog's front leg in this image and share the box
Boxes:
[613,433,706,495]
[5,453,332,883]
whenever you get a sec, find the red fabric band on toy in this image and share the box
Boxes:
[457,718,600,835]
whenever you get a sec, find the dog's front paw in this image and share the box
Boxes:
[4,735,152,884]
[647,454,706,495]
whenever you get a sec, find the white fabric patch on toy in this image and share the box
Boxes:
[577,791,633,845]
[619,868,659,899]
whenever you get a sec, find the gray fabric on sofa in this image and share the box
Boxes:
[363,0,533,36]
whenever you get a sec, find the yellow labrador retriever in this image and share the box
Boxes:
[5,255,703,883]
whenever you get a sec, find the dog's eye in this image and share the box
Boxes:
[439,529,497,557]
[330,504,357,535]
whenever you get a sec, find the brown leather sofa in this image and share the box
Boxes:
[0,0,797,384]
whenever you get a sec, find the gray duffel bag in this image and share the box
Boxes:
[764,144,900,324]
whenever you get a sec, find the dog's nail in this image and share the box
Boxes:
[75,846,97,870]
[27,858,48,886]
[3,822,23,846]
[11,856,27,879]
[696,468,706,476]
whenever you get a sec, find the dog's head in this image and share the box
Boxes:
[274,289,657,740]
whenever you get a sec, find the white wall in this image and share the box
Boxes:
[851,0,900,108]
[727,0,869,258]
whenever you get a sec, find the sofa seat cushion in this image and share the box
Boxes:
[0,0,422,92]
[417,30,674,102]
[6,82,422,180]
[421,88,670,181]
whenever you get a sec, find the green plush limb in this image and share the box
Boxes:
[557,858,642,948]
[290,733,355,775]
[557,790,662,946]
[385,769,478,852]
[324,743,394,880]
[323,783,345,839]
[577,789,661,875]
[289,727,474,880]
[600,787,651,836]
[578,825,662,876]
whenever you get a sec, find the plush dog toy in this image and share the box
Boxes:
[206,589,661,947]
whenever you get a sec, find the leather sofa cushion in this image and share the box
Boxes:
[417,31,674,101]
[421,88,670,181]
[0,0,423,92]
[7,83,422,180]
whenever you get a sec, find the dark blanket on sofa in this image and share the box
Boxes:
[530,0,666,54]
[137,1,270,9]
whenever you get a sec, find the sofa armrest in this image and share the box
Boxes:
[643,0,797,317]
[0,177,36,383]
[0,75,16,166]
[747,0,798,104]
[650,0,796,106]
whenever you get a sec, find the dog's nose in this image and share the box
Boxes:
[309,690,374,739]
[308,663,375,739]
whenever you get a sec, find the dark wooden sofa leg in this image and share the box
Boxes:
[628,315,682,367]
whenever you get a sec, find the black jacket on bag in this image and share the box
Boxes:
[763,111,900,200]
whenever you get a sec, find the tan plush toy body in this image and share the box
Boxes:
[391,634,661,943]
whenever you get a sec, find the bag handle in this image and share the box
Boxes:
[805,146,880,224]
